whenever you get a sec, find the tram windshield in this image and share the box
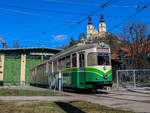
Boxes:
[87,53,110,66]
[98,53,110,65]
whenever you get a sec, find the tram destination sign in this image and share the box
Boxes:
[97,48,109,53]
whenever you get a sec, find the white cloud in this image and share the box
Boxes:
[52,35,67,42]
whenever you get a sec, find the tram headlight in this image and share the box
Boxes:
[103,74,107,79]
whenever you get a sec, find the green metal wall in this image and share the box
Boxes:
[3,56,47,85]
[4,58,21,85]
[25,59,44,85]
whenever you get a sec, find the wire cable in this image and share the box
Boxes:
[109,1,150,32]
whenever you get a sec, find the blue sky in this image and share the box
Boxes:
[0,0,150,48]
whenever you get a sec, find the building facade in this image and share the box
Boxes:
[0,48,61,86]
[87,14,106,41]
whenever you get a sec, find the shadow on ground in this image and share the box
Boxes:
[63,88,108,95]
[55,101,85,113]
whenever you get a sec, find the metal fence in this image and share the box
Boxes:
[116,69,150,89]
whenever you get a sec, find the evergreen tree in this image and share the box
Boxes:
[78,33,82,42]
[69,37,76,47]
[82,32,86,39]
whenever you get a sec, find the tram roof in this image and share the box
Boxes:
[0,47,62,54]
[50,42,110,60]
[30,42,110,69]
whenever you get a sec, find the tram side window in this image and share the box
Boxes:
[79,53,85,67]
[98,53,110,65]
[87,53,97,66]
[66,56,71,68]
[61,57,66,70]
[53,61,57,72]
[43,64,46,75]
[72,53,77,67]
[49,62,52,73]
[58,59,62,70]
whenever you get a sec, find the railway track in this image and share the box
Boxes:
[2,85,150,104]
[61,88,150,104]
[86,89,150,104]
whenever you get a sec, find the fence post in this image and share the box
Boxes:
[58,71,62,91]
[133,70,136,89]
[48,72,51,90]
[116,70,119,90]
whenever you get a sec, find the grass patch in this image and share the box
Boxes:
[0,88,66,96]
[0,100,135,113]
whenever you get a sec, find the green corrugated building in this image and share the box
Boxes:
[0,48,61,86]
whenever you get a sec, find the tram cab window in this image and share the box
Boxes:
[66,56,71,68]
[61,57,66,69]
[87,52,110,66]
[72,53,77,67]
[98,53,110,65]
[87,53,97,66]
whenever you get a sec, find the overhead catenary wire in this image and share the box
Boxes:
[76,0,113,24]
[0,3,139,18]
[0,0,113,22]
[0,0,113,48]
[1,6,150,20]
[44,0,101,6]
[0,7,51,18]
[44,0,142,8]
[55,0,114,37]
[108,1,150,32]
[0,4,86,15]
[61,0,150,42]
[1,0,150,48]
[57,0,113,35]
[43,0,114,41]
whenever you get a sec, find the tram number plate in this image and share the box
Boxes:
[97,48,109,53]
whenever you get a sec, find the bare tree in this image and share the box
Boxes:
[13,42,20,48]
[82,32,86,39]
[69,37,76,47]
[119,21,149,69]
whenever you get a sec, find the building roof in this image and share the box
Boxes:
[0,47,62,54]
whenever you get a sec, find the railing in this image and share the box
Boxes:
[115,69,150,90]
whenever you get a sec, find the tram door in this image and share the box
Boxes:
[79,53,85,85]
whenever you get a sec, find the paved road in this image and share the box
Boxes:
[0,86,150,113]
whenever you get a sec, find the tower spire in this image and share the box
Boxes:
[88,17,93,25]
[100,14,105,22]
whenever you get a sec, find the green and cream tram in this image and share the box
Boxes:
[30,42,112,91]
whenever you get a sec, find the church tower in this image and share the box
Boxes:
[99,14,106,38]
[87,17,94,40]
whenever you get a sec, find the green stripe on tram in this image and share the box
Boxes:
[62,67,112,77]
[62,68,79,73]
[85,68,104,76]
[85,68,112,77]
[106,69,112,76]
